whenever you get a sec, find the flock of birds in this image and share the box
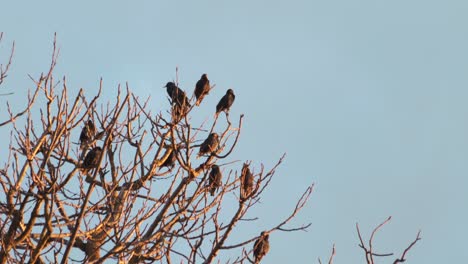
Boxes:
[77,74,269,263]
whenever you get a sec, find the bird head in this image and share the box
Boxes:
[201,74,208,79]
[164,82,175,88]
[260,231,269,239]
[227,89,234,95]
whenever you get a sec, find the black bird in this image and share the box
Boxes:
[79,120,96,149]
[240,163,253,200]
[216,89,235,116]
[164,82,190,108]
[198,133,219,157]
[160,147,177,169]
[208,165,222,196]
[83,146,102,169]
[253,232,270,263]
[194,74,210,106]
[171,103,188,123]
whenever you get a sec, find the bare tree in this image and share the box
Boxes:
[356,216,421,264]
[0,35,312,264]
[0,34,421,264]
[0,32,14,89]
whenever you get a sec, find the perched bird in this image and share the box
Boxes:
[164,82,190,108]
[171,103,188,123]
[83,146,102,169]
[208,165,222,196]
[160,147,177,169]
[79,120,96,149]
[198,133,219,156]
[194,74,210,106]
[253,232,270,263]
[216,89,235,116]
[240,163,254,200]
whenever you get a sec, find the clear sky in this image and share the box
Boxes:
[1,0,468,263]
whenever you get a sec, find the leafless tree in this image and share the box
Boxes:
[0,34,313,264]
[0,34,421,264]
[0,32,14,89]
[356,216,421,264]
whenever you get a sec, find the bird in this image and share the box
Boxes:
[253,231,270,263]
[83,146,102,169]
[240,163,253,200]
[159,147,177,169]
[164,82,190,108]
[198,133,219,156]
[194,74,210,106]
[171,103,188,123]
[79,120,96,149]
[216,89,235,116]
[208,165,222,196]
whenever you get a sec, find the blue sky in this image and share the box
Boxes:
[2,0,468,263]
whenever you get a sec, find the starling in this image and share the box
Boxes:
[171,103,188,123]
[79,120,96,149]
[216,89,235,116]
[160,147,177,169]
[208,165,222,196]
[253,232,270,263]
[83,146,102,169]
[164,82,190,108]
[240,163,254,199]
[198,133,219,156]
[194,74,210,106]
